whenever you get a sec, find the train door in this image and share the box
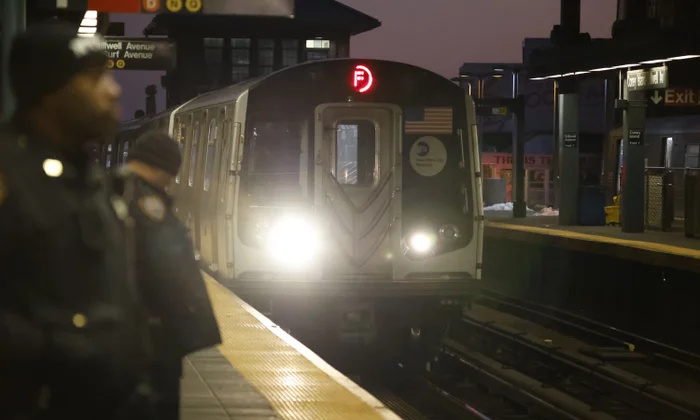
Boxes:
[199,108,225,269]
[216,114,241,279]
[314,104,398,276]
[184,113,204,251]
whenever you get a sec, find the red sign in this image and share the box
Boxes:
[352,64,374,93]
[88,0,141,13]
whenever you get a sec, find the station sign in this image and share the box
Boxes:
[104,37,174,71]
[649,88,700,107]
[39,0,294,16]
[627,66,668,92]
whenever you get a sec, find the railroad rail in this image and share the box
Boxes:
[429,290,700,419]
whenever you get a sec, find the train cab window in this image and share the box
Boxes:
[335,120,377,187]
[247,121,302,184]
[188,121,201,187]
[685,144,700,168]
[203,119,218,192]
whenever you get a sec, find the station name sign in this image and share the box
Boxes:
[627,66,668,92]
[104,37,174,71]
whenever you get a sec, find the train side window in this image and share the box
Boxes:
[335,120,376,187]
[120,141,130,163]
[220,120,231,185]
[188,121,201,187]
[105,144,113,169]
[685,144,700,168]
[203,118,218,191]
[175,120,186,184]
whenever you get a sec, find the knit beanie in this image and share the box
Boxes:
[9,21,109,111]
[128,130,182,176]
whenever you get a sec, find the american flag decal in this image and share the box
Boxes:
[404,107,453,134]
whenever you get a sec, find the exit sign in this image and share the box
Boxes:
[649,88,700,107]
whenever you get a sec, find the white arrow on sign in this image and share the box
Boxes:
[650,90,663,104]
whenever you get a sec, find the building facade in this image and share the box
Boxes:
[143,0,380,108]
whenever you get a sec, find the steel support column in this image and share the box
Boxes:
[552,81,559,208]
[512,93,527,218]
[2,0,26,120]
[620,78,646,233]
[557,78,580,225]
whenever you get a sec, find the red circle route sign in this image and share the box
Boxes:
[352,64,374,93]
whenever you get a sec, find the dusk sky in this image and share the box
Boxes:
[114,0,617,120]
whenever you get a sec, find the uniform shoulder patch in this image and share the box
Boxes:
[0,172,7,207]
[137,195,166,222]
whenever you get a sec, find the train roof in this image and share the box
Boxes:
[171,58,460,115]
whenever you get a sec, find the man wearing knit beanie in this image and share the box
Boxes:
[0,21,155,419]
[124,130,221,420]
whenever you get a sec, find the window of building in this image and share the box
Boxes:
[335,120,376,186]
[189,121,201,187]
[305,39,330,61]
[305,39,330,49]
[258,39,274,76]
[203,119,218,192]
[685,144,700,168]
[282,39,298,67]
[204,38,223,85]
[231,38,250,82]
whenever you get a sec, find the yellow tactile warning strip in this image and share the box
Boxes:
[203,273,402,420]
[487,221,700,259]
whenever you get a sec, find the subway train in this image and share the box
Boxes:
[106,59,483,343]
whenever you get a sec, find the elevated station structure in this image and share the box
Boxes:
[523,0,700,232]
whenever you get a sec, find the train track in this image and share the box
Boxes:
[432,290,700,419]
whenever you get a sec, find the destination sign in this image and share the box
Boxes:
[104,37,174,71]
[627,66,668,92]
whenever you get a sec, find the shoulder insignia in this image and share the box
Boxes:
[138,195,166,222]
[0,172,7,207]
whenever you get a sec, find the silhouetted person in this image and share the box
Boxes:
[0,22,154,418]
[118,130,222,419]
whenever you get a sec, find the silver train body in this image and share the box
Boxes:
[111,59,484,341]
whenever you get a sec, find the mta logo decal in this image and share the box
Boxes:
[417,141,430,157]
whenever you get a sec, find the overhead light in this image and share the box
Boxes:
[78,10,98,36]
[493,68,504,72]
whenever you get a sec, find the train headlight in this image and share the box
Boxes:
[407,232,436,254]
[265,215,320,266]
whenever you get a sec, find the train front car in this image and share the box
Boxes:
[232,59,483,343]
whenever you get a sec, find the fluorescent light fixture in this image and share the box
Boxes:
[84,10,97,19]
[78,26,97,34]
[81,18,97,27]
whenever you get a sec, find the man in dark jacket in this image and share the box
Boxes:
[0,22,154,418]
[120,130,222,419]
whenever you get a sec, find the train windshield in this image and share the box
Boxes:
[246,121,303,183]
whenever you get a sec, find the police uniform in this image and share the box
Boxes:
[121,132,221,420]
[0,22,153,419]
[0,126,153,418]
